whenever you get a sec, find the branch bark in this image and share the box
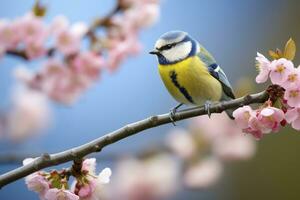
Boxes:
[0,90,268,188]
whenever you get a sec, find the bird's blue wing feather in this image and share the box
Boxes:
[197,46,235,99]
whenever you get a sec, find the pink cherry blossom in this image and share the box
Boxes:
[284,87,300,107]
[112,155,178,200]
[72,158,111,200]
[70,22,88,38]
[18,13,48,45]
[77,180,97,198]
[8,87,50,141]
[184,157,223,188]
[212,134,256,161]
[55,29,80,56]
[165,128,197,160]
[106,35,141,71]
[285,107,300,130]
[23,158,50,195]
[191,114,229,141]
[79,168,111,200]
[71,52,105,85]
[25,40,47,60]
[269,58,294,85]
[245,115,264,139]
[30,59,85,104]
[192,113,256,160]
[233,106,254,129]
[44,188,79,200]
[81,158,96,174]
[50,15,69,35]
[124,3,159,28]
[257,107,285,133]
[280,67,300,89]
[0,19,21,49]
[255,52,271,83]
[25,173,50,195]
[97,168,112,184]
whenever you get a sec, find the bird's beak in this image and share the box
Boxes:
[149,49,160,55]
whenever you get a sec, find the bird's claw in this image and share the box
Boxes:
[169,103,183,126]
[169,108,177,126]
[204,101,212,118]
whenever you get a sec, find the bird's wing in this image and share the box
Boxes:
[197,46,235,99]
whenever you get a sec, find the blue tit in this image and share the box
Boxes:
[149,30,235,121]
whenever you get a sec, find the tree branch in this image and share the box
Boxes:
[0,90,269,188]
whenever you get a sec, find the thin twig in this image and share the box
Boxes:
[0,90,269,188]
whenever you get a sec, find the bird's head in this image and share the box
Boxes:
[150,31,198,65]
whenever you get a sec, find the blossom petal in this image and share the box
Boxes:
[98,168,112,184]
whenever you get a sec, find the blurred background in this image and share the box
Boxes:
[1,0,300,199]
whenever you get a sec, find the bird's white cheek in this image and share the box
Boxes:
[162,41,192,62]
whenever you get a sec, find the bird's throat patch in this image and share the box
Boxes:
[169,70,194,103]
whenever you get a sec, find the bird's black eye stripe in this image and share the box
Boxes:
[157,43,177,51]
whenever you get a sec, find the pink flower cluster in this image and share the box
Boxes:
[106,0,159,70]
[7,87,50,141]
[72,158,111,200]
[18,52,105,104]
[233,50,300,139]
[23,158,111,200]
[233,105,285,139]
[166,113,256,188]
[0,13,48,59]
[1,1,160,104]
[111,154,178,200]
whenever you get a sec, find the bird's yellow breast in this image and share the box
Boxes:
[158,56,222,105]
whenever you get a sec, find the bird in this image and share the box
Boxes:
[149,30,235,123]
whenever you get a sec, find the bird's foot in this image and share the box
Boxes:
[204,101,212,118]
[169,103,183,126]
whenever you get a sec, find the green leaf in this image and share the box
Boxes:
[284,38,296,60]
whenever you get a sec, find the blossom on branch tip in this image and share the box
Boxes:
[26,173,50,195]
[255,52,271,83]
[285,107,300,130]
[233,106,285,139]
[269,58,294,85]
[72,158,112,200]
[280,67,300,89]
[257,107,285,133]
[284,87,300,107]
[23,158,50,196]
[233,106,254,129]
